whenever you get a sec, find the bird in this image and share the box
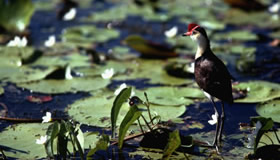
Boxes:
[182,23,234,151]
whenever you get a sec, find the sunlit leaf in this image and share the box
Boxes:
[124,35,177,58]
[86,134,109,160]
[135,86,203,106]
[111,87,132,138]
[17,77,110,94]
[256,100,280,123]
[62,25,120,48]
[115,59,193,85]
[234,81,280,103]
[45,121,60,157]
[0,0,34,32]
[162,129,181,160]
[118,105,142,149]
[68,89,187,127]
[0,123,99,159]
[250,116,274,153]
[213,30,258,41]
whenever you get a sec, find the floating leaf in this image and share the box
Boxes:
[62,25,120,48]
[82,5,128,22]
[124,35,177,58]
[87,134,109,159]
[0,0,34,32]
[0,66,58,83]
[67,90,186,127]
[111,87,132,138]
[115,59,193,85]
[0,86,4,95]
[118,105,142,149]
[162,129,181,160]
[213,30,258,41]
[17,77,110,94]
[135,86,203,106]
[0,123,99,159]
[234,81,280,103]
[250,116,274,153]
[223,9,279,28]
[256,100,280,123]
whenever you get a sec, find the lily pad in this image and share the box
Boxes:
[213,30,258,41]
[67,90,186,127]
[0,86,4,95]
[17,77,110,94]
[61,25,120,48]
[0,66,58,83]
[256,100,280,123]
[258,130,280,147]
[234,81,280,103]
[0,123,99,159]
[0,46,35,61]
[135,87,204,106]
[223,9,279,28]
[32,53,91,68]
[0,0,34,32]
[115,59,193,85]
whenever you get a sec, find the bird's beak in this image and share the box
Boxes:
[182,31,192,36]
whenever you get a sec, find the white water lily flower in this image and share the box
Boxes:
[36,135,47,144]
[42,112,52,123]
[63,8,76,21]
[7,36,27,47]
[65,65,73,80]
[247,121,262,148]
[44,35,56,47]
[101,68,114,79]
[186,62,195,73]
[114,83,127,96]
[208,113,218,125]
[269,3,280,13]
[164,26,178,38]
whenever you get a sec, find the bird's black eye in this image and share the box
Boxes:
[192,31,198,35]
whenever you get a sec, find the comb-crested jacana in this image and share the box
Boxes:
[182,23,234,151]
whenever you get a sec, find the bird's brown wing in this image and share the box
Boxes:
[195,54,233,104]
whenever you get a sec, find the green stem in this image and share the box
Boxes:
[144,92,153,125]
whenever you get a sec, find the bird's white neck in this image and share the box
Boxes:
[191,34,209,59]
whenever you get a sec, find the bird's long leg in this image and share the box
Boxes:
[218,101,225,146]
[209,97,220,147]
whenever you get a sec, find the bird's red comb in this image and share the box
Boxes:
[183,23,200,36]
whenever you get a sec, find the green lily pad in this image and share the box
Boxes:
[82,5,128,22]
[61,25,120,48]
[108,46,138,60]
[0,123,99,159]
[236,51,256,73]
[0,86,4,95]
[74,60,128,77]
[213,30,258,41]
[32,53,91,68]
[258,130,280,148]
[0,46,35,61]
[223,9,279,28]
[0,0,34,32]
[67,90,186,127]
[115,59,193,85]
[234,81,280,103]
[256,100,280,123]
[0,66,58,83]
[17,77,110,94]
[135,86,204,106]
[213,44,256,55]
